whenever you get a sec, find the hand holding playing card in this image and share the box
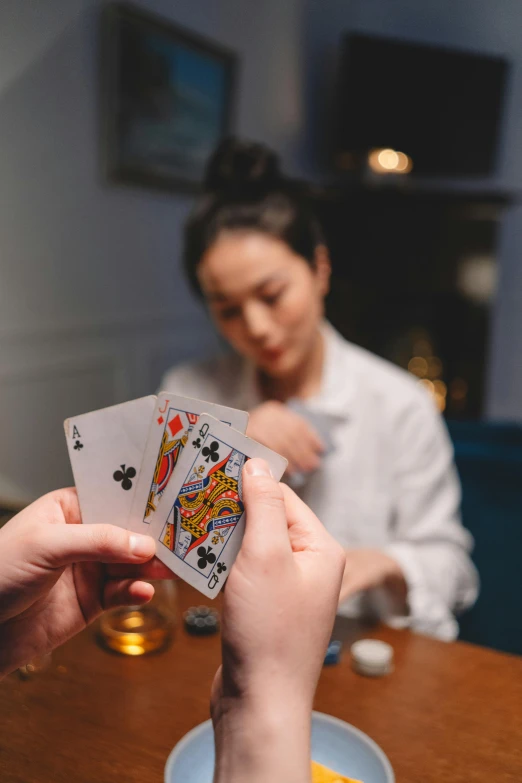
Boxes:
[0,488,174,679]
[212,459,345,783]
[151,414,287,597]
[246,401,325,476]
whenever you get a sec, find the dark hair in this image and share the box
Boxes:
[183,137,325,295]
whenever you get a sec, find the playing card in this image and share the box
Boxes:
[287,399,338,488]
[150,414,287,598]
[64,396,156,528]
[287,399,337,455]
[128,393,249,533]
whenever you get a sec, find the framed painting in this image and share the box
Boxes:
[102,3,237,192]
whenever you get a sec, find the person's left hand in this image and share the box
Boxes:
[0,487,175,678]
[339,548,407,604]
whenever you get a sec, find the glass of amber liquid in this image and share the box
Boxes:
[99,580,177,656]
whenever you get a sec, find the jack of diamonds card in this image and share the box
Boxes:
[128,393,248,533]
[150,414,287,598]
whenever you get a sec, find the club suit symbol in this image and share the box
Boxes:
[73,440,83,451]
[113,464,136,490]
[202,441,220,463]
[197,546,216,569]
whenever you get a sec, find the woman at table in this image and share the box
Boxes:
[161,137,479,641]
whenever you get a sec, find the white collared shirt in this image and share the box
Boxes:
[160,322,479,640]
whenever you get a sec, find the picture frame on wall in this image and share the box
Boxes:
[101,2,237,192]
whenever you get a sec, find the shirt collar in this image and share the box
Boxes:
[307,321,355,419]
[236,321,355,419]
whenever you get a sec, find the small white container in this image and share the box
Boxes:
[350,639,394,677]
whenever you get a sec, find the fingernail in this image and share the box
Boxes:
[245,458,273,478]
[129,534,155,558]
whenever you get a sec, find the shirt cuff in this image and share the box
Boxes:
[381,541,459,642]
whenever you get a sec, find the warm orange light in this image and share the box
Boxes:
[408,356,428,378]
[433,380,447,398]
[418,379,434,394]
[395,151,413,173]
[368,147,413,174]
[450,378,468,401]
[379,149,400,170]
[419,378,447,411]
[427,356,443,380]
[122,644,148,656]
[434,393,447,412]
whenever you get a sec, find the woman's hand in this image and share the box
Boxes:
[212,459,345,783]
[0,488,174,678]
[339,548,407,604]
[247,401,324,476]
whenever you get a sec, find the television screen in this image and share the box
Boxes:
[335,34,509,177]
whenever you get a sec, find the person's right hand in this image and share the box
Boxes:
[247,401,324,476]
[0,488,174,679]
[212,458,345,783]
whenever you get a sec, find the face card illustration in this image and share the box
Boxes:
[64,396,156,528]
[150,414,287,598]
[127,393,249,534]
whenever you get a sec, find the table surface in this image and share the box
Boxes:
[2,581,522,783]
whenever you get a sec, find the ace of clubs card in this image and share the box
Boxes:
[64,396,156,528]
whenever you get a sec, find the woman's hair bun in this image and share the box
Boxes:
[203,136,283,197]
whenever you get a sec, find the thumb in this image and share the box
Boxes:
[38,524,156,569]
[241,459,291,556]
[281,483,332,550]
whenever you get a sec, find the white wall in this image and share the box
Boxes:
[303,0,522,421]
[0,0,304,501]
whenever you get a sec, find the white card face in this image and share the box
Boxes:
[150,414,287,598]
[64,396,156,528]
[127,393,249,534]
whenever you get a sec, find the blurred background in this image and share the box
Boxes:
[1,0,522,650]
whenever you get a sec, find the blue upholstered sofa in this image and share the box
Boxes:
[448,421,522,655]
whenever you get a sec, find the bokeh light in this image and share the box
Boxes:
[433,380,447,397]
[450,377,468,401]
[427,356,443,379]
[418,379,435,394]
[368,147,413,174]
[408,356,428,377]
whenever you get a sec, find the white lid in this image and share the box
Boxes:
[351,639,393,670]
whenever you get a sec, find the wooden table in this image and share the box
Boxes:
[1,582,522,782]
